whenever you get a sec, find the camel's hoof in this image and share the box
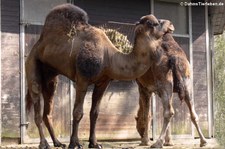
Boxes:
[88,143,103,148]
[68,143,83,149]
[200,139,207,147]
[39,140,50,149]
[139,140,151,146]
[39,144,50,149]
[163,141,174,146]
[150,140,163,148]
[139,138,151,146]
[54,141,66,148]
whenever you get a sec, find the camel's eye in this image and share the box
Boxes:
[146,20,159,28]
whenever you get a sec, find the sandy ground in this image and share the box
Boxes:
[0,138,222,149]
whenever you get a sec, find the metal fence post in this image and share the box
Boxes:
[20,0,27,144]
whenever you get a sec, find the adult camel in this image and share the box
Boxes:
[25,4,174,149]
[135,28,208,148]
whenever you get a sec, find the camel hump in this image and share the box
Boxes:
[46,4,88,23]
[76,42,103,78]
[41,4,88,37]
[48,4,88,23]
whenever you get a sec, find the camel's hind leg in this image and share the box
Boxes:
[26,57,50,149]
[151,84,174,148]
[183,80,207,147]
[41,66,66,148]
[164,126,174,146]
[136,85,173,147]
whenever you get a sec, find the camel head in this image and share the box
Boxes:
[135,14,175,39]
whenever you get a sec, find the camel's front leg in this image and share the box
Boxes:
[136,82,151,146]
[68,80,88,149]
[151,88,174,148]
[89,79,111,148]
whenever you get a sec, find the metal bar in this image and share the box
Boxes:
[151,0,154,15]
[69,81,75,135]
[172,34,190,38]
[188,5,194,138]
[20,0,27,144]
[0,0,2,145]
[152,94,156,141]
[205,5,212,138]
[107,21,135,26]
[150,0,157,141]
[68,0,74,136]
[210,15,215,138]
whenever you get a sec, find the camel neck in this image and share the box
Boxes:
[108,34,156,80]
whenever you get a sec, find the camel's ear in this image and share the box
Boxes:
[139,15,159,28]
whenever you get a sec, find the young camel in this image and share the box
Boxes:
[25,4,174,149]
[135,29,208,148]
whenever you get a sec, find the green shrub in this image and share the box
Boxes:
[214,32,225,147]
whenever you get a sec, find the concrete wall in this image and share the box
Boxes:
[1,0,20,138]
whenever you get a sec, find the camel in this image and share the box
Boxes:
[25,4,174,149]
[135,28,208,148]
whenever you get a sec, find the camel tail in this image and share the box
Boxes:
[26,90,33,113]
[168,56,185,101]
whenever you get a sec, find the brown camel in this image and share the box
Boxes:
[25,4,174,149]
[135,26,207,148]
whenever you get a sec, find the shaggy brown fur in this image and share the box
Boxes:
[135,33,207,148]
[25,4,174,149]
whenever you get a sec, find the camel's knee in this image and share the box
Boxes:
[90,109,99,120]
[43,114,53,122]
[32,81,41,94]
[164,108,175,120]
[73,109,83,122]
[29,81,42,101]
[191,112,199,122]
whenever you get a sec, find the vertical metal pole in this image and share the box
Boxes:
[69,81,75,134]
[0,0,2,145]
[68,0,74,136]
[20,0,26,144]
[205,5,212,138]
[151,0,154,14]
[210,16,215,138]
[188,5,194,138]
[150,0,157,141]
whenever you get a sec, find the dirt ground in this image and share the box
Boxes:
[0,138,222,149]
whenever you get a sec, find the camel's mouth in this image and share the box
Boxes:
[158,19,175,34]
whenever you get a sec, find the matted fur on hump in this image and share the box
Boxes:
[76,42,103,78]
[41,4,88,37]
